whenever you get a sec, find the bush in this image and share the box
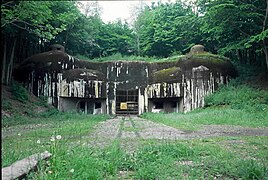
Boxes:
[205,83,268,113]
[11,81,28,102]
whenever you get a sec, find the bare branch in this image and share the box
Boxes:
[11,22,29,31]
[14,19,47,29]
[1,1,14,6]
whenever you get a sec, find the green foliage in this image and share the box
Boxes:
[11,81,28,103]
[141,82,268,129]
[80,53,159,62]
[135,1,199,57]
[200,0,267,66]
[141,107,268,131]
[77,53,187,62]
[238,159,268,180]
[205,84,268,113]
[2,98,12,110]
[1,1,79,40]
[39,108,60,118]
[3,134,267,179]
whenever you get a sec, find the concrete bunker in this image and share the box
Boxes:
[14,44,237,115]
[59,97,106,114]
[148,97,183,113]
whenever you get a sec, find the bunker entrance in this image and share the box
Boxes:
[148,97,183,113]
[59,97,106,114]
[116,90,138,114]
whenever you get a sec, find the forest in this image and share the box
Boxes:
[1,0,268,84]
[2,1,268,179]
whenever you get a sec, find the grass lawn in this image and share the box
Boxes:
[140,107,268,131]
[2,112,268,179]
[2,84,268,179]
[2,113,109,168]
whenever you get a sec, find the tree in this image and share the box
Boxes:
[135,1,199,57]
[96,20,135,57]
[200,0,268,68]
[1,1,79,84]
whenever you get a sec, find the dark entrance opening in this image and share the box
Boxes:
[116,89,138,114]
[148,97,183,113]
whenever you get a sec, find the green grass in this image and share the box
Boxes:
[25,137,268,179]
[141,107,268,131]
[11,81,29,103]
[2,111,268,179]
[141,84,268,130]
[2,113,110,168]
[130,138,268,179]
[2,72,268,179]
[1,109,107,127]
[205,84,268,113]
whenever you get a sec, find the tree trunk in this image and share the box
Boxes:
[64,31,69,49]
[263,46,268,70]
[263,0,268,70]
[237,49,243,64]
[6,38,17,85]
[2,38,7,84]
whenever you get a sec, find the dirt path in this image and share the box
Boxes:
[2,115,267,151]
[87,115,268,151]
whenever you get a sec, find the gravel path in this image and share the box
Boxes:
[86,115,268,151]
[2,115,267,151]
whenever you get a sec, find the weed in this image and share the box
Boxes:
[2,98,12,110]
[2,117,268,179]
[11,81,28,102]
[141,82,268,130]
[238,159,268,179]
[205,84,268,113]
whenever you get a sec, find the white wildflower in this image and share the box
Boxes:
[70,169,74,173]
[56,135,62,140]
[18,133,21,136]
[37,139,41,144]
[50,136,55,142]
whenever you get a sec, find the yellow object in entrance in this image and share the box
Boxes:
[120,102,128,110]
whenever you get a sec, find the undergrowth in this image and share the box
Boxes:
[25,138,268,179]
[205,83,268,113]
[2,113,110,168]
[141,77,268,130]
[2,61,267,179]
[11,81,28,102]
[75,52,185,62]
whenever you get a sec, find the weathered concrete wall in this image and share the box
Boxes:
[182,66,226,112]
[59,79,106,98]
[59,97,77,112]
[59,97,106,114]
[15,45,236,115]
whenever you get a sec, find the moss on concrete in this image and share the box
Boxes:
[182,52,237,77]
[17,51,77,72]
[15,45,237,84]
[187,52,229,62]
[62,69,106,82]
[150,66,182,84]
